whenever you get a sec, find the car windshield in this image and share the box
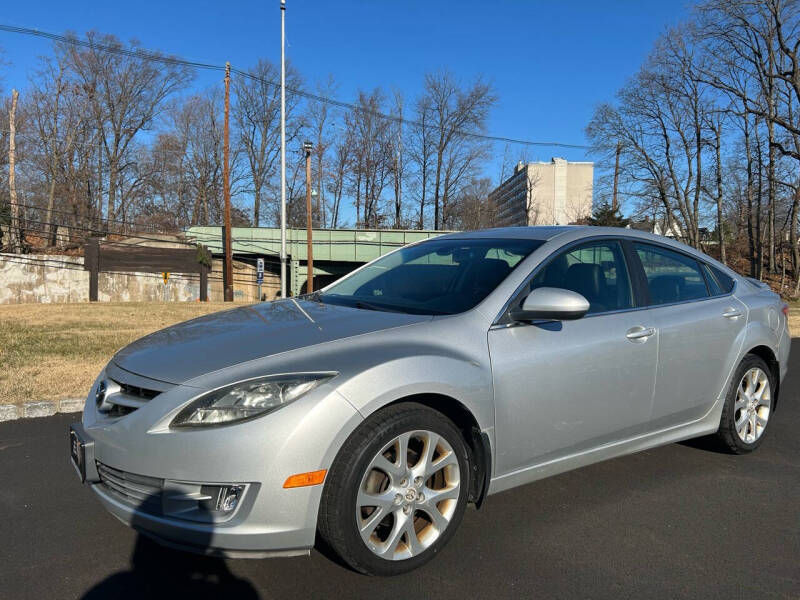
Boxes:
[318,238,543,315]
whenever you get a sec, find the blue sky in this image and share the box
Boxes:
[2,1,690,218]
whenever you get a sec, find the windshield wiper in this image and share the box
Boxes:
[318,293,408,314]
[354,299,405,313]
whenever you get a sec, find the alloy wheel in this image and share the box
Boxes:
[734,367,771,444]
[355,430,461,561]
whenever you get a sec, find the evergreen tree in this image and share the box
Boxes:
[587,202,630,227]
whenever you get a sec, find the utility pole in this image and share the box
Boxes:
[303,141,314,293]
[612,141,621,213]
[279,0,288,298]
[223,62,233,302]
[8,89,20,254]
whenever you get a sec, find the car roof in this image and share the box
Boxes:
[432,226,739,279]
[435,226,581,241]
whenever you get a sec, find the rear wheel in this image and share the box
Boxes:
[716,355,774,454]
[318,403,471,575]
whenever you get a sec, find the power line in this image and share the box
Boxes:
[0,23,590,150]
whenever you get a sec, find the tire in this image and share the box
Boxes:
[318,402,471,576]
[716,354,775,454]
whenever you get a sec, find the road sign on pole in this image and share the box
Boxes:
[162,272,169,302]
[256,258,264,300]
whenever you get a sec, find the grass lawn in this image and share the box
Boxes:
[0,302,234,406]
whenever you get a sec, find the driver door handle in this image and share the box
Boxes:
[722,308,743,319]
[626,326,656,342]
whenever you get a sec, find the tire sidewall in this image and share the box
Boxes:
[324,405,471,576]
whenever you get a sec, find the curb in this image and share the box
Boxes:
[0,398,83,423]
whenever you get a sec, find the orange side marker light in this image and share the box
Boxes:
[283,469,327,489]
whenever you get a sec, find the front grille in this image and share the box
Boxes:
[96,462,163,510]
[102,403,137,418]
[97,378,163,417]
[118,382,160,400]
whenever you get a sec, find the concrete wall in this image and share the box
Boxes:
[0,253,273,304]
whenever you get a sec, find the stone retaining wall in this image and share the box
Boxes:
[0,253,278,303]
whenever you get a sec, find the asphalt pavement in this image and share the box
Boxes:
[1,342,799,599]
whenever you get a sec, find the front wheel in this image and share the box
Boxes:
[716,354,774,454]
[317,403,471,575]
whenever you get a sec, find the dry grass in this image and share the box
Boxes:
[0,302,234,405]
[789,305,800,338]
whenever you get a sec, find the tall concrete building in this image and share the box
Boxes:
[490,157,594,226]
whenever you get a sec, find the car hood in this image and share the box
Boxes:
[111,299,431,385]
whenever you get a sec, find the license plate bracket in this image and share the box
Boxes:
[70,424,95,483]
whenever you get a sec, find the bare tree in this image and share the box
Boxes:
[60,32,192,226]
[345,89,392,228]
[233,59,303,226]
[695,0,800,277]
[421,71,496,229]
[161,91,226,226]
[27,55,93,243]
[304,76,337,228]
[706,112,727,264]
[408,94,435,229]
[390,90,405,228]
[446,177,496,230]
[588,27,715,248]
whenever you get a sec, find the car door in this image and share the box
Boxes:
[629,242,747,430]
[488,239,659,477]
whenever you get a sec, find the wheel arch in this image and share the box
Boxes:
[745,344,781,411]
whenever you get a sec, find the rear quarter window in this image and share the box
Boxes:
[710,265,735,294]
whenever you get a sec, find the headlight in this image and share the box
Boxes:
[171,373,336,428]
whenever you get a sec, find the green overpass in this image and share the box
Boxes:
[186,226,446,296]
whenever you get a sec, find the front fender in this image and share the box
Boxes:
[335,354,494,431]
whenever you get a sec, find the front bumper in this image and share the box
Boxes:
[74,376,362,558]
[90,480,306,558]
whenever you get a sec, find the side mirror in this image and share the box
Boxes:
[509,287,590,322]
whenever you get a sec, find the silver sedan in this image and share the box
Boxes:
[70,226,790,575]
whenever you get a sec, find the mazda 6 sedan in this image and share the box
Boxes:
[70,226,790,575]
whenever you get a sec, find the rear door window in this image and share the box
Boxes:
[634,243,709,305]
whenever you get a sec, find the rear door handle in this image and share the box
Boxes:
[626,326,656,342]
[722,308,743,319]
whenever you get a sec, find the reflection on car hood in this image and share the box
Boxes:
[112,299,430,385]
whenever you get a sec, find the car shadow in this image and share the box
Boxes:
[81,494,259,600]
[677,434,729,454]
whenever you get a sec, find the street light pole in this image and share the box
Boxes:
[279,0,288,299]
[303,141,314,293]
